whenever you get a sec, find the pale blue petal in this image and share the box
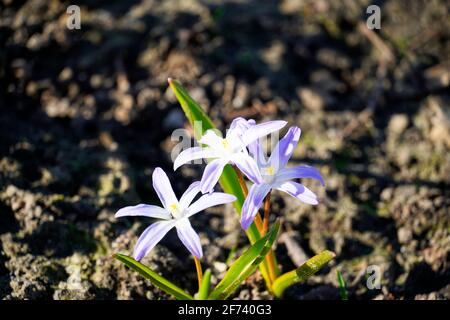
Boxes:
[242,120,287,146]
[175,218,203,258]
[200,159,227,193]
[227,117,254,138]
[275,181,318,205]
[241,183,271,230]
[276,165,325,186]
[188,192,236,217]
[115,204,171,220]
[179,181,201,209]
[133,220,176,261]
[152,167,178,210]
[247,138,268,168]
[232,152,263,184]
[269,126,301,171]
[198,129,224,150]
[173,147,219,170]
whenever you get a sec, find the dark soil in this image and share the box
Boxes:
[0,0,449,300]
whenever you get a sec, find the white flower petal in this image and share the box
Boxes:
[241,183,271,230]
[152,167,178,210]
[275,181,318,205]
[198,129,224,150]
[179,181,201,209]
[242,120,287,146]
[133,220,176,261]
[188,192,237,217]
[173,147,218,170]
[199,159,228,193]
[175,218,203,258]
[232,152,263,184]
[115,204,171,220]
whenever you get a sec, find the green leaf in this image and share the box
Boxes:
[337,270,348,300]
[272,250,335,298]
[208,222,280,300]
[168,78,215,139]
[168,78,276,284]
[114,253,194,300]
[197,269,212,300]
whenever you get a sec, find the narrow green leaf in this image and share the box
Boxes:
[168,78,215,139]
[197,269,212,300]
[337,270,348,300]
[225,246,237,266]
[208,222,280,300]
[272,250,335,298]
[168,78,276,284]
[114,253,194,300]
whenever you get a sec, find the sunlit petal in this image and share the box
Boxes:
[269,126,301,171]
[232,152,263,184]
[227,117,255,138]
[175,218,203,258]
[275,181,318,205]
[179,181,201,209]
[152,167,178,210]
[198,129,224,150]
[242,120,287,146]
[188,192,237,217]
[133,220,176,261]
[276,165,325,186]
[200,159,227,193]
[173,147,219,170]
[241,183,271,230]
[115,204,170,220]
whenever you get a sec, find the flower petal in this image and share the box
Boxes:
[227,117,255,138]
[241,183,271,230]
[173,147,219,170]
[179,181,201,209]
[115,204,171,220]
[275,181,318,205]
[269,126,301,170]
[242,120,287,146]
[175,218,203,258]
[188,192,237,217]
[133,220,176,261]
[152,167,178,210]
[276,165,325,186]
[200,159,227,193]
[198,129,224,150]
[232,152,263,184]
[247,138,268,168]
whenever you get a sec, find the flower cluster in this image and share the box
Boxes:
[116,117,324,262]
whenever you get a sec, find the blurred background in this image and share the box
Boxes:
[0,0,449,300]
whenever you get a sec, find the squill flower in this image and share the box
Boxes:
[174,117,287,194]
[240,126,325,230]
[115,167,236,260]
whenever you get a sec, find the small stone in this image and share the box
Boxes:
[59,67,73,82]
[397,227,412,244]
[388,114,409,136]
[298,87,325,110]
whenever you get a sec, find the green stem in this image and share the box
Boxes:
[272,250,335,298]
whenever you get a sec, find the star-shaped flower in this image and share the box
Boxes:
[116,167,236,260]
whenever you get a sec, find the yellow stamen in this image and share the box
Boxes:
[221,139,229,149]
[169,203,181,218]
[263,166,275,176]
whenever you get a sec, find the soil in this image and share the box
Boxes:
[0,0,449,300]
